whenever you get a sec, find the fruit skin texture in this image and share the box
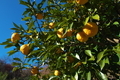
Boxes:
[76,32,88,42]
[57,28,66,38]
[20,44,30,55]
[76,0,88,5]
[83,22,98,37]
[31,66,39,74]
[11,33,20,43]
[54,70,61,76]
[49,22,54,29]
[36,13,43,19]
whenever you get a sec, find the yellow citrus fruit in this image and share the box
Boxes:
[54,70,61,76]
[20,44,30,55]
[66,29,74,37]
[76,32,88,42]
[67,56,75,63]
[49,22,54,29]
[31,66,39,74]
[11,33,20,43]
[76,0,88,5]
[36,13,43,19]
[57,28,66,38]
[83,22,98,37]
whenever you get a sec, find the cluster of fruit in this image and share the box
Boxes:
[57,22,98,42]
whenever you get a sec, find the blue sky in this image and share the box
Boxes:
[0,0,27,62]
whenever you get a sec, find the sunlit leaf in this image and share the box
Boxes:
[97,49,107,63]
[92,14,100,21]
[86,71,91,80]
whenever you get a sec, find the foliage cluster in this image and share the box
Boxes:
[1,0,120,80]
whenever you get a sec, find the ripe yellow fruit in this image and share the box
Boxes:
[11,33,20,43]
[20,44,30,55]
[36,13,43,19]
[83,22,98,37]
[31,66,39,74]
[76,32,88,42]
[57,28,66,38]
[67,56,75,63]
[76,0,88,5]
[54,70,61,76]
[66,29,74,37]
[49,22,54,29]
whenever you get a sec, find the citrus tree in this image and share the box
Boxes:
[1,0,120,80]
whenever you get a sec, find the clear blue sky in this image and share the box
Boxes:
[0,0,27,62]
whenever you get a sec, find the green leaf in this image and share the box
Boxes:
[84,17,89,25]
[12,62,21,66]
[19,0,29,7]
[13,58,22,62]
[74,72,78,80]
[13,22,19,28]
[98,58,105,70]
[95,70,108,80]
[86,71,91,80]
[88,56,95,61]
[28,21,34,29]
[113,21,119,25]
[85,50,92,57]
[92,14,100,21]
[10,28,20,31]
[4,43,14,48]
[12,67,19,72]
[7,50,17,56]
[22,17,31,21]
[97,49,107,63]
[104,57,109,64]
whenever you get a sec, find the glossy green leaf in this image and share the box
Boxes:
[75,72,78,80]
[95,70,108,80]
[86,71,91,80]
[92,14,100,21]
[88,56,95,61]
[97,49,107,63]
[85,50,92,57]
[98,58,105,70]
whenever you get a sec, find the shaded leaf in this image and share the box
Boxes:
[7,50,17,56]
[13,58,22,62]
